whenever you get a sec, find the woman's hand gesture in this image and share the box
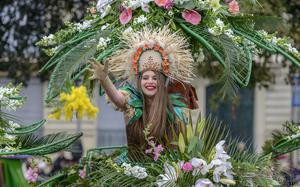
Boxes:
[89,58,109,81]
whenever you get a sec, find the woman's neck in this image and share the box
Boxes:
[145,96,153,109]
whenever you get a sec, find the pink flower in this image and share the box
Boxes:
[153,144,164,161]
[228,0,239,14]
[145,148,153,154]
[182,10,201,25]
[164,0,173,10]
[25,167,39,183]
[79,169,86,179]
[155,0,173,9]
[119,8,132,25]
[181,162,193,172]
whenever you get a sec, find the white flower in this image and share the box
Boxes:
[258,30,268,36]
[101,5,112,18]
[168,10,174,16]
[123,0,153,11]
[224,29,234,39]
[96,0,113,18]
[190,158,209,176]
[75,20,92,32]
[156,163,178,187]
[215,18,224,30]
[121,163,148,179]
[194,178,214,187]
[134,15,147,24]
[8,120,20,129]
[271,37,279,44]
[208,140,234,183]
[101,23,110,31]
[97,37,111,50]
[42,34,55,45]
[4,134,16,141]
[208,28,217,35]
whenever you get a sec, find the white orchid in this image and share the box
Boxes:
[208,140,234,183]
[156,163,178,187]
[190,158,209,176]
[194,178,214,187]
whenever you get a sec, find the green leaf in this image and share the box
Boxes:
[187,136,198,154]
[45,32,101,102]
[0,132,82,156]
[7,119,46,135]
[186,124,193,144]
[178,133,186,154]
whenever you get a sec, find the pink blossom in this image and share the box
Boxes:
[145,148,153,154]
[155,0,173,9]
[228,0,239,14]
[181,162,193,172]
[25,167,39,183]
[153,144,164,161]
[164,0,173,10]
[119,8,132,25]
[182,10,201,25]
[79,169,86,179]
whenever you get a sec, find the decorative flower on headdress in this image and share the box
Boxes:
[109,27,194,83]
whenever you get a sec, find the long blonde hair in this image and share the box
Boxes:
[126,71,177,148]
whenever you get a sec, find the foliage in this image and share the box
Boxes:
[36,0,300,103]
[0,83,82,156]
[262,121,300,159]
[39,114,281,186]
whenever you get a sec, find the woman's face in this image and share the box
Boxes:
[141,70,158,97]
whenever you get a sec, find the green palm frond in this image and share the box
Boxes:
[7,119,45,135]
[39,30,98,73]
[229,15,282,33]
[232,21,300,67]
[178,21,253,91]
[45,32,101,102]
[198,115,230,157]
[0,132,82,156]
[262,121,300,158]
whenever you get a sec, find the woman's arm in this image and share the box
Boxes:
[89,58,127,109]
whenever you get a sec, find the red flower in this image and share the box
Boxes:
[182,10,201,25]
[119,8,132,25]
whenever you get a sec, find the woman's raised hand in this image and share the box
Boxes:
[89,58,109,81]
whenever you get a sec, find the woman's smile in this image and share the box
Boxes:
[141,71,158,97]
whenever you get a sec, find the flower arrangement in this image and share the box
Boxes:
[48,85,98,120]
[42,115,285,186]
[36,0,300,104]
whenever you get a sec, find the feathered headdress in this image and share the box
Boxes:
[109,27,195,83]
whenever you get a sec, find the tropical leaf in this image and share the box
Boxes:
[178,21,253,95]
[0,132,82,156]
[262,121,300,158]
[7,119,45,135]
[45,32,101,102]
[198,115,229,156]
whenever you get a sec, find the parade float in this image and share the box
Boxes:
[4,0,300,186]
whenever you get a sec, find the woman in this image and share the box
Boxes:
[89,27,196,148]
